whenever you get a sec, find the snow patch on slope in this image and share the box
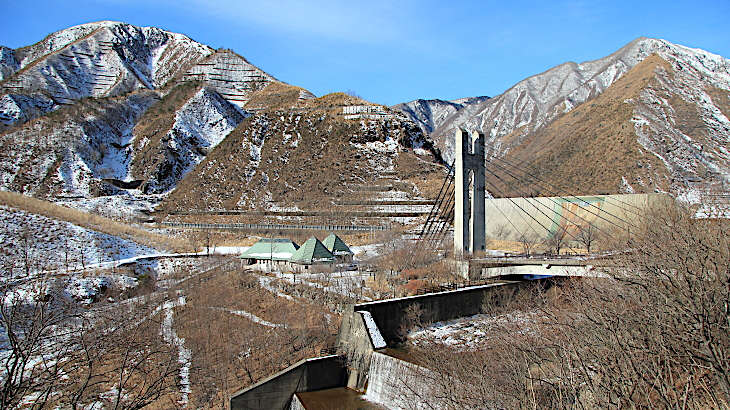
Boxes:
[0,204,157,275]
[143,87,245,193]
[0,92,156,197]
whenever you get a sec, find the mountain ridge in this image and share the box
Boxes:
[0,21,442,219]
[393,37,730,199]
[2,22,728,219]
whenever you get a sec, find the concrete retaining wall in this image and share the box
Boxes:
[352,281,534,345]
[229,355,346,410]
[232,281,555,407]
[485,193,668,241]
[335,280,553,392]
[336,307,377,390]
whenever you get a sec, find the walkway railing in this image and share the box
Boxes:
[159,222,391,232]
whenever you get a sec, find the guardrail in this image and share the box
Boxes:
[159,222,391,232]
[413,279,502,295]
[165,210,428,217]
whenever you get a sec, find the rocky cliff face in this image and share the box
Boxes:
[0,46,19,80]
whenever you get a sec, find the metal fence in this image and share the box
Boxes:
[159,222,391,232]
[413,279,504,295]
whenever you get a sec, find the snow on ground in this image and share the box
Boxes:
[65,275,137,304]
[0,205,157,276]
[56,193,163,221]
[207,246,250,255]
[215,307,287,328]
[271,270,371,300]
[364,136,399,154]
[359,310,386,348]
[161,295,191,406]
[375,190,411,200]
[267,204,302,212]
[252,268,372,301]
[257,275,295,300]
[408,311,539,351]
[372,204,432,212]
[350,244,380,260]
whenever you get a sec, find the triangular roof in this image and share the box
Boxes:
[289,236,335,265]
[240,238,299,261]
[322,233,353,256]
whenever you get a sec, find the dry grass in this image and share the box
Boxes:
[159,102,423,212]
[299,92,374,115]
[173,266,338,408]
[707,86,730,125]
[395,151,447,199]
[485,239,524,253]
[494,54,673,197]
[0,190,188,251]
[244,82,307,111]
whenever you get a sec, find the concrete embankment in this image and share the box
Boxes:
[229,355,346,410]
[231,279,557,408]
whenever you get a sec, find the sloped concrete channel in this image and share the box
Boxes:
[230,279,555,409]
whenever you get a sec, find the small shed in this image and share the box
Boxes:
[322,233,354,263]
[240,238,299,267]
[289,236,335,272]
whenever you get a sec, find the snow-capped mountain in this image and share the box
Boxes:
[0,22,438,216]
[393,96,489,137]
[0,21,291,127]
[395,37,730,197]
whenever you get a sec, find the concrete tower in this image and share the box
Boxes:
[454,129,486,256]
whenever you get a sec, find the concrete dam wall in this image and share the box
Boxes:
[485,193,668,241]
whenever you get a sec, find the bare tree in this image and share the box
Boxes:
[0,282,76,409]
[575,222,599,254]
[491,223,510,240]
[518,233,538,256]
[543,223,570,256]
[407,203,730,408]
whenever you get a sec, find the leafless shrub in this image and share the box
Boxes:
[0,284,181,409]
[407,203,729,408]
[542,223,571,255]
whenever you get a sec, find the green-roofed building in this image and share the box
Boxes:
[323,233,354,263]
[240,238,299,267]
[289,236,336,272]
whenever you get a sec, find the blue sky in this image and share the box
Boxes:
[1,1,729,105]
